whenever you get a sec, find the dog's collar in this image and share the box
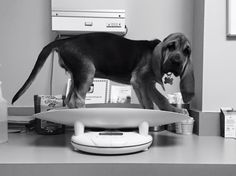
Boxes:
[164,73,173,85]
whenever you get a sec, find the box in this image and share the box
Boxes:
[220,108,236,138]
[51,9,126,35]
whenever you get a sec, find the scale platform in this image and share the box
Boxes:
[34,108,190,155]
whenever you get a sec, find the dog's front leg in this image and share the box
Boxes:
[147,82,188,114]
[130,74,153,109]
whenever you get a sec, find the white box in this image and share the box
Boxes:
[224,112,236,138]
[52,9,126,35]
[221,108,236,138]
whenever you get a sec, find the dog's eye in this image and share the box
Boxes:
[167,43,176,51]
[183,47,191,56]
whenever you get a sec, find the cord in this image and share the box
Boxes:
[49,34,61,95]
[49,50,54,95]
[121,25,128,37]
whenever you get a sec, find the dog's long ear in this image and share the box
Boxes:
[152,42,165,89]
[180,58,195,103]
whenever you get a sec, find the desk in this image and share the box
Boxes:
[0,131,236,176]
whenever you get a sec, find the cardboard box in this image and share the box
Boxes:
[220,108,236,138]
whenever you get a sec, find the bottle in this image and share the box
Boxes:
[0,81,8,143]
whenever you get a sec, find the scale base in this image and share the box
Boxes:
[71,121,152,154]
[71,131,153,155]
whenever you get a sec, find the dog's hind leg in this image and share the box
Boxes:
[64,76,74,107]
[65,59,96,108]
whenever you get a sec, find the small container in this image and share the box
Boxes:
[167,123,175,132]
[0,81,8,143]
[34,95,65,135]
[175,117,194,135]
[166,103,190,133]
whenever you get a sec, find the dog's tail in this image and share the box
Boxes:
[11,40,62,104]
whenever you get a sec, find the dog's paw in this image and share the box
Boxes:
[66,101,85,108]
[65,94,85,108]
[174,107,189,116]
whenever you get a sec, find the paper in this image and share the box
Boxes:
[110,85,131,103]
[85,78,110,104]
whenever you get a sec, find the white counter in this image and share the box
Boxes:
[1,131,236,176]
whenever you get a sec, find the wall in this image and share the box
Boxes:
[202,0,236,111]
[0,0,53,106]
[191,0,205,111]
[0,0,194,106]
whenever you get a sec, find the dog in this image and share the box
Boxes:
[12,32,194,114]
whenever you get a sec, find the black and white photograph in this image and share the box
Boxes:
[0,0,236,175]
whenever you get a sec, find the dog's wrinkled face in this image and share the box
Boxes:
[161,33,191,77]
[151,33,194,103]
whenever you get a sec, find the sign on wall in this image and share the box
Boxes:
[227,0,236,36]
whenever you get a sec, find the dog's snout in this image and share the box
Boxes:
[171,54,182,65]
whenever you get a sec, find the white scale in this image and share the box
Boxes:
[34,108,189,155]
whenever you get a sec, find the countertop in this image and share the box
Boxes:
[1,130,236,176]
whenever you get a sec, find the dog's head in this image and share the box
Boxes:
[152,33,195,103]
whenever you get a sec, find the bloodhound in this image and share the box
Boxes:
[12,32,194,114]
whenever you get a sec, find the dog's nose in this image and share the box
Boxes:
[171,54,182,65]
